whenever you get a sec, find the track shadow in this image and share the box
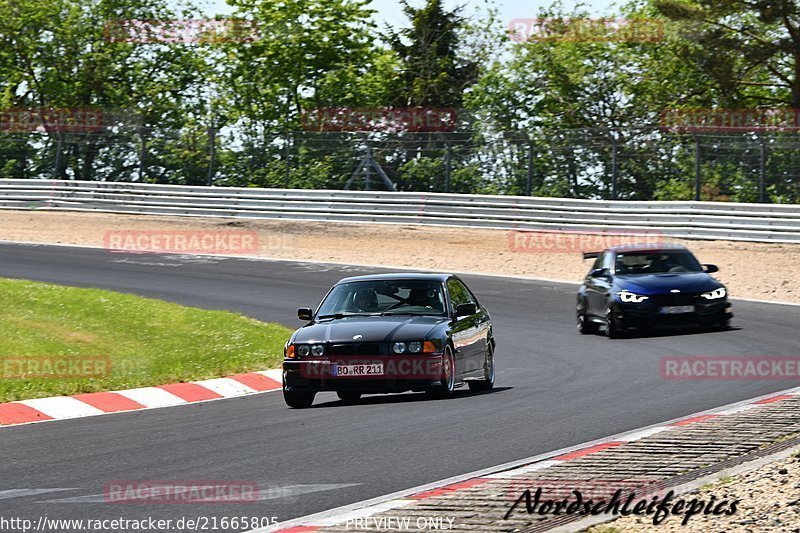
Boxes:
[612,326,742,340]
[312,386,514,408]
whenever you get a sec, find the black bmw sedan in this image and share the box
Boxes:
[282,273,495,408]
[577,244,733,338]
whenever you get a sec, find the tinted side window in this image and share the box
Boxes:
[447,278,474,313]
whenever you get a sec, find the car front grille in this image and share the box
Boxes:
[649,293,700,306]
[329,343,382,357]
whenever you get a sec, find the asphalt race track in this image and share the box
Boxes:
[1,241,799,529]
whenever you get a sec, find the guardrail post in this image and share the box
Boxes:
[527,140,534,196]
[446,143,452,193]
[364,145,372,191]
[693,134,701,201]
[53,132,64,178]
[520,130,534,196]
[439,133,452,193]
[284,131,291,188]
[611,133,619,200]
[758,135,766,203]
[207,125,216,186]
[137,127,147,182]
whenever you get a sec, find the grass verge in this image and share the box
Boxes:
[0,278,292,402]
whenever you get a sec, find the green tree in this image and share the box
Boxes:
[0,0,210,181]
[386,0,479,108]
[222,0,381,131]
[654,0,799,107]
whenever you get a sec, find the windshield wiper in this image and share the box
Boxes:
[316,312,378,320]
[380,311,435,317]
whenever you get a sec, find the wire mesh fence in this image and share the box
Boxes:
[1,127,799,203]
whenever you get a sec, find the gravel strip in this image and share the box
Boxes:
[591,452,800,532]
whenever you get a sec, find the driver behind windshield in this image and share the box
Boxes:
[352,289,379,312]
[318,281,447,317]
[616,252,702,274]
[408,287,444,312]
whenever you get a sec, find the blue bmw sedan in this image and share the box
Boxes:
[577,244,733,338]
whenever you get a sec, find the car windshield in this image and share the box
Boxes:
[615,251,703,274]
[316,280,446,318]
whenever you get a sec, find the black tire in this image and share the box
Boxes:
[337,391,362,403]
[576,299,598,335]
[283,388,315,409]
[427,346,456,399]
[469,344,495,391]
[605,304,624,339]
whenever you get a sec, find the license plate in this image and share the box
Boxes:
[331,363,384,377]
[660,305,695,314]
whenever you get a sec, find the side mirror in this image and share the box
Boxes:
[590,268,610,279]
[703,264,719,273]
[297,307,313,321]
[455,303,477,317]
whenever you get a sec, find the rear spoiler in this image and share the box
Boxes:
[582,251,601,260]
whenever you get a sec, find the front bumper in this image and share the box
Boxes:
[282,354,445,393]
[613,299,732,329]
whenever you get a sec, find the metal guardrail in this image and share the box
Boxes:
[1,179,800,243]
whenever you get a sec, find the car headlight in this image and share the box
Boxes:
[701,287,727,300]
[311,344,325,357]
[617,291,649,303]
[393,342,406,354]
[297,345,310,357]
[408,341,422,353]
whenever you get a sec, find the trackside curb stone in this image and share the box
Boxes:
[0,369,283,427]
